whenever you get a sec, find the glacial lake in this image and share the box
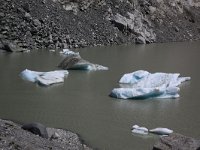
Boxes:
[0,41,200,150]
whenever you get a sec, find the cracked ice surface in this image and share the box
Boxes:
[20,69,68,86]
[110,70,190,99]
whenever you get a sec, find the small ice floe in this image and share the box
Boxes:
[131,125,173,136]
[110,70,190,99]
[59,49,79,56]
[58,54,108,71]
[132,125,148,135]
[22,49,31,53]
[149,128,173,135]
[20,69,68,86]
[49,49,56,52]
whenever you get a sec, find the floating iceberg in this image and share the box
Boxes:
[110,70,190,99]
[59,49,79,56]
[20,69,68,86]
[132,125,148,135]
[149,128,173,135]
[131,124,173,136]
[58,54,108,71]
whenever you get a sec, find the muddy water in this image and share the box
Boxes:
[0,42,200,150]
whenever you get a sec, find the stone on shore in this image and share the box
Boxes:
[22,122,48,139]
[153,133,200,150]
[0,40,29,52]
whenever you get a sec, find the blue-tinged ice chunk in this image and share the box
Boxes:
[59,49,79,56]
[119,71,190,88]
[110,87,165,99]
[119,70,150,84]
[20,69,68,86]
[110,86,180,99]
[20,69,43,82]
[111,70,190,99]
[120,72,179,88]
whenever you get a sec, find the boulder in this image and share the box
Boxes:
[153,133,200,150]
[136,36,146,44]
[0,40,29,52]
[22,122,48,139]
[3,43,23,52]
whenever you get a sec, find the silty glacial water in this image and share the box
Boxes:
[0,41,200,150]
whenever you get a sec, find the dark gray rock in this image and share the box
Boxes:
[33,19,41,27]
[174,26,179,32]
[22,3,30,13]
[3,43,23,52]
[24,12,32,20]
[0,40,4,49]
[136,36,146,44]
[0,12,5,18]
[153,133,200,150]
[22,123,48,139]
[0,40,29,52]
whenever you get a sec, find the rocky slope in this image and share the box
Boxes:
[0,0,200,50]
[0,119,92,150]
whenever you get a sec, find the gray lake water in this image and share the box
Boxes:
[0,41,200,150]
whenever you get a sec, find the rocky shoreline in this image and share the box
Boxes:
[153,133,200,150]
[1,118,200,150]
[0,0,200,51]
[0,119,92,150]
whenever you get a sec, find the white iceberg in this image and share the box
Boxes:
[132,124,149,135]
[131,125,173,136]
[119,70,190,87]
[59,49,79,56]
[110,70,190,99]
[132,129,149,135]
[20,69,69,86]
[149,128,173,135]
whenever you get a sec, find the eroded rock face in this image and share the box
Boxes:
[146,0,200,42]
[110,11,156,44]
[153,133,200,150]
